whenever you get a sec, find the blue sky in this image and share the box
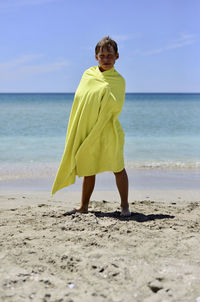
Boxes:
[0,0,199,92]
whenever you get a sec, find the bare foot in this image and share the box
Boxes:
[120,207,131,217]
[76,206,88,213]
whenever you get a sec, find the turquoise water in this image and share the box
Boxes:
[0,93,200,170]
[123,93,200,168]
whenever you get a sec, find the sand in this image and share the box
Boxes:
[0,190,200,302]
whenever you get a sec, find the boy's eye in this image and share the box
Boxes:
[99,54,114,59]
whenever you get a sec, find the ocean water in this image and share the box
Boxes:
[0,93,200,180]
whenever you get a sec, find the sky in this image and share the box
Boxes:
[0,0,199,92]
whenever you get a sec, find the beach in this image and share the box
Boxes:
[1,0,200,298]
[1,93,200,301]
[1,186,200,302]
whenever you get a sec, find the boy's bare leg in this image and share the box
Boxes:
[76,175,96,212]
[114,168,131,216]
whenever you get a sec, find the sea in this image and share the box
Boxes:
[0,93,200,189]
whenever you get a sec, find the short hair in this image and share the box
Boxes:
[95,36,118,55]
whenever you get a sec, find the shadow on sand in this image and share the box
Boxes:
[91,210,175,222]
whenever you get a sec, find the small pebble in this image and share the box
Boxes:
[68,283,75,289]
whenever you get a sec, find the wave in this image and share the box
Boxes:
[125,160,200,169]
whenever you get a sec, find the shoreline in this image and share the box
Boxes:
[1,167,200,191]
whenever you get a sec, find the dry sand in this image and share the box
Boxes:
[0,190,200,302]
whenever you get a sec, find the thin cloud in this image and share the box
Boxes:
[141,48,164,56]
[0,54,68,80]
[141,33,197,56]
[19,61,68,75]
[166,33,197,50]
[166,39,194,50]
[0,54,44,69]
[176,33,196,41]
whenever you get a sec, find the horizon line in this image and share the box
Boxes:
[0,92,200,94]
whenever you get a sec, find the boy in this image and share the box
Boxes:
[52,36,131,217]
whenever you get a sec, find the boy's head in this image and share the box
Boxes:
[95,36,119,72]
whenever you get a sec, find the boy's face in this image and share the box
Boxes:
[95,46,119,72]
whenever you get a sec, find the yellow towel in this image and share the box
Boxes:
[51,66,126,195]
